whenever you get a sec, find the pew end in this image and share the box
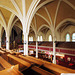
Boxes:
[0,65,23,75]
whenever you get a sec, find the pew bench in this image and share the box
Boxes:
[0,64,5,71]
[0,65,23,75]
[25,55,75,75]
[19,55,43,66]
[43,62,75,75]
[0,50,5,57]
[0,56,12,69]
[7,54,31,71]
[25,55,49,64]
[17,55,34,65]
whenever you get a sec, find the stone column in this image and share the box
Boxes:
[36,40,38,58]
[23,33,28,55]
[6,36,10,50]
[53,36,56,64]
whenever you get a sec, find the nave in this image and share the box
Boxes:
[0,0,75,74]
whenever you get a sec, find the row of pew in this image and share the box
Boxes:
[0,56,23,75]
[0,48,75,75]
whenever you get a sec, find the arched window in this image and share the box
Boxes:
[29,36,33,41]
[49,35,52,41]
[38,36,43,41]
[38,36,40,41]
[66,33,70,42]
[72,33,75,42]
[31,36,33,41]
[40,36,43,41]
[29,37,31,41]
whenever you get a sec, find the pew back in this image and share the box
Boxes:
[0,56,12,68]
[43,62,75,75]
[0,65,23,75]
[19,55,43,66]
[7,54,31,71]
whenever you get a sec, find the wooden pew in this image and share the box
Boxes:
[18,55,34,64]
[0,50,10,61]
[31,66,54,75]
[14,52,22,55]
[0,56,23,75]
[25,55,75,75]
[0,65,23,75]
[0,49,21,56]
[0,56,12,69]
[24,55,51,65]
[0,48,21,55]
[25,55,45,65]
[19,55,43,66]
[7,54,31,71]
[43,62,75,75]
[0,50,5,54]
[5,50,22,55]
[25,55,48,63]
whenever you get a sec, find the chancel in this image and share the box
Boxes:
[0,0,75,75]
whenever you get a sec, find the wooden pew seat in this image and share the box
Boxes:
[0,65,23,75]
[25,55,75,75]
[0,50,5,54]
[0,64,5,71]
[19,55,43,66]
[43,62,75,75]
[7,54,31,71]
[0,56,12,68]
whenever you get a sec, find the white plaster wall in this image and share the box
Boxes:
[61,26,75,41]
[46,30,53,41]
[38,32,45,41]
[28,33,36,41]
[28,26,75,42]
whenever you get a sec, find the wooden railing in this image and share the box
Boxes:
[18,45,75,56]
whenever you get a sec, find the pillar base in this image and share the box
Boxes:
[36,56,38,58]
[53,59,56,64]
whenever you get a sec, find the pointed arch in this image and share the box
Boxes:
[0,5,22,23]
[8,13,15,29]
[27,0,54,34]
[9,18,19,37]
[26,0,40,34]
[36,13,50,25]
[63,0,75,10]
[0,11,6,29]
[37,24,51,33]
[10,0,22,19]
[56,18,75,30]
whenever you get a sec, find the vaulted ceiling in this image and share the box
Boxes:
[0,0,34,36]
[31,0,75,35]
[0,0,75,37]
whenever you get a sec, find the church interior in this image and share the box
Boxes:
[0,0,75,75]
